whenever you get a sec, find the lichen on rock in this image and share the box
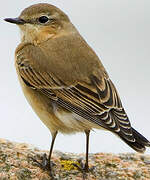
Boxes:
[0,139,150,180]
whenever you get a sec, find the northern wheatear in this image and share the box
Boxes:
[5,3,150,175]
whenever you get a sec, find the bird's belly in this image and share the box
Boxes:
[52,103,103,133]
[18,75,103,134]
[17,76,69,134]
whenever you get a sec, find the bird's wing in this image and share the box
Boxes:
[16,43,135,142]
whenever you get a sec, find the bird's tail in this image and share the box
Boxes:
[120,128,150,153]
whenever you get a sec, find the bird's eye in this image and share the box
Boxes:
[38,16,49,23]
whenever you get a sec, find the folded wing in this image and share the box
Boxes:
[16,46,135,143]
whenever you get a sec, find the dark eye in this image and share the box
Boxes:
[38,16,49,23]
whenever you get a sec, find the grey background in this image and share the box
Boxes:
[1,0,150,154]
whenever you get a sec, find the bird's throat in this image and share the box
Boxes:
[19,24,57,46]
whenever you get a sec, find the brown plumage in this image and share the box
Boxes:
[5,3,150,175]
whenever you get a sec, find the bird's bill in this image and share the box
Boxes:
[4,18,25,25]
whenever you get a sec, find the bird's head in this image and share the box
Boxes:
[4,3,72,45]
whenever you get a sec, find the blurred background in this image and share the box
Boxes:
[1,0,150,154]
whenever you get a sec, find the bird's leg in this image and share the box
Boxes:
[29,131,58,176]
[84,129,90,172]
[48,131,58,168]
[73,130,90,174]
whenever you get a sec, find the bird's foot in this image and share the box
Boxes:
[72,158,95,179]
[29,153,56,178]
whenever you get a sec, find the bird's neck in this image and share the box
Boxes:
[19,24,58,46]
[19,23,77,46]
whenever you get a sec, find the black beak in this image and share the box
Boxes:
[4,18,25,25]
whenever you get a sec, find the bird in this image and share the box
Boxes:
[4,3,150,175]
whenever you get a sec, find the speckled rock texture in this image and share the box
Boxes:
[0,138,150,180]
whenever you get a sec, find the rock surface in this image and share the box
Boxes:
[0,138,150,180]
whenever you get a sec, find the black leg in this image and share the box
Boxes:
[84,130,90,172]
[72,130,90,175]
[48,131,58,168]
[29,131,58,177]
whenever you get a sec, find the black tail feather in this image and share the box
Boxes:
[119,128,150,153]
[132,128,150,147]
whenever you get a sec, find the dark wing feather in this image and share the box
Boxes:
[91,75,135,142]
[17,56,135,142]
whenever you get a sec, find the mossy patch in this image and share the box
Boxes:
[16,168,32,180]
[0,152,8,163]
[0,164,11,172]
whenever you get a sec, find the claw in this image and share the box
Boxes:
[72,159,95,179]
